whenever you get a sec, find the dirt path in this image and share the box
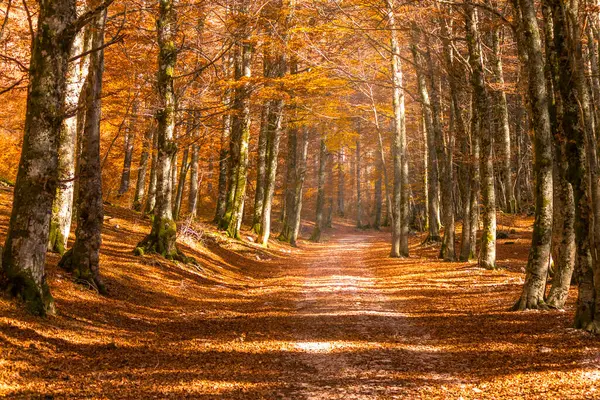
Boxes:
[1,212,600,399]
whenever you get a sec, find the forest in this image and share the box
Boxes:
[0,0,600,398]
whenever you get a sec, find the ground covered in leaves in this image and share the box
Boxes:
[1,187,599,399]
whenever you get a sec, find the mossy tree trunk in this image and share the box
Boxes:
[512,0,554,310]
[144,126,159,214]
[49,23,90,256]
[59,11,107,294]
[541,2,575,310]
[136,0,183,260]
[219,0,252,240]
[0,0,107,316]
[133,124,154,211]
[545,0,599,331]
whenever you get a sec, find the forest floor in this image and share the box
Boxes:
[1,187,599,399]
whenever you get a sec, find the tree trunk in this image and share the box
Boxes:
[188,141,200,217]
[133,124,155,212]
[257,99,284,246]
[252,103,270,233]
[118,96,139,196]
[173,145,190,221]
[325,152,334,228]
[465,4,496,269]
[337,147,345,217]
[219,1,252,239]
[490,23,515,214]
[59,11,107,294]
[279,126,299,243]
[1,0,82,316]
[49,24,90,255]
[356,137,363,228]
[512,0,554,309]
[214,70,232,223]
[311,138,327,242]
[411,35,440,243]
[144,127,158,214]
[136,0,186,261]
[388,2,409,257]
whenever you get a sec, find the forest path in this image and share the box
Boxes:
[2,209,600,399]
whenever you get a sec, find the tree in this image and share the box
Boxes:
[136,0,186,260]
[59,10,108,294]
[465,4,496,269]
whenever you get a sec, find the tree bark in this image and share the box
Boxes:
[136,0,186,261]
[219,0,252,239]
[1,0,84,316]
[144,127,159,214]
[410,34,441,243]
[252,102,270,233]
[133,124,154,212]
[59,10,107,294]
[388,1,409,257]
[512,0,554,310]
[465,4,496,269]
[173,145,190,221]
[337,147,345,217]
[49,23,90,255]
[188,141,200,218]
[311,138,327,242]
[118,95,139,196]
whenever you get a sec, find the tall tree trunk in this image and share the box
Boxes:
[465,4,496,269]
[188,141,200,217]
[356,137,363,228]
[173,145,189,220]
[118,96,139,196]
[311,138,327,242]
[144,127,159,213]
[337,147,345,217]
[219,1,252,239]
[1,0,84,316]
[214,73,232,223]
[49,24,90,255]
[279,126,298,243]
[490,21,515,214]
[59,11,107,294]
[546,0,599,331]
[542,2,575,310]
[133,124,155,212]
[374,157,383,230]
[388,1,409,257]
[411,35,441,243]
[325,152,334,228]
[252,103,270,233]
[257,99,284,246]
[512,0,554,309]
[290,127,309,245]
[136,0,186,261]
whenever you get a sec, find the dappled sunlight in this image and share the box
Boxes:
[1,190,599,398]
